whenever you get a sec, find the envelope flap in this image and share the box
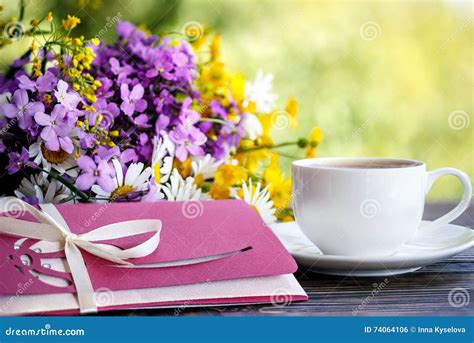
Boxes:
[0,200,297,295]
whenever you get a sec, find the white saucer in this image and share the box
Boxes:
[270,221,474,277]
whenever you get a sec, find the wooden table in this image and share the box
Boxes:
[119,202,473,316]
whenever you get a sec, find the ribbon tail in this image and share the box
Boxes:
[75,240,132,265]
[64,242,98,314]
[112,231,161,260]
[0,218,62,241]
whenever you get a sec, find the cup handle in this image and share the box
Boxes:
[424,168,472,229]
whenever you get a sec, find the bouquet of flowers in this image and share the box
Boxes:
[0,4,323,224]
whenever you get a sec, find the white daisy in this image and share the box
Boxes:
[244,69,278,113]
[92,159,152,201]
[234,179,277,225]
[160,169,204,201]
[29,140,78,177]
[14,173,73,204]
[151,131,175,185]
[191,154,223,185]
[241,113,263,140]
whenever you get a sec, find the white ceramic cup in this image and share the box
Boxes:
[292,157,472,256]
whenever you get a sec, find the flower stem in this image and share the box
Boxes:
[200,117,233,127]
[237,141,298,153]
[19,0,25,21]
[40,168,91,202]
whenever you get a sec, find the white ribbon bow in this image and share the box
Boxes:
[0,197,162,314]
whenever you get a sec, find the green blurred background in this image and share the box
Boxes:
[1,0,472,199]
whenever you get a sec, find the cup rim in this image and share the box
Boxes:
[292,157,425,170]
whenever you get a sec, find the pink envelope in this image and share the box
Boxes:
[0,200,298,297]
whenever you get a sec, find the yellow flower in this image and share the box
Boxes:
[31,57,42,77]
[257,114,274,146]
[137,24,151,36]
[263,154,292,209]
[285,97,298,128]
[90,38,100,46]
[209,183,230,200]
[83,105,96,113]
[270,178,292,209]
[243,149,269,175]
[62,15,81,30]
[230,73,245,104]
[173,158,192,178]
[306,127,324,158]
[263,154,283,186]
[29,39,39,52]
[210,34,221,62]
[214,164,247,186]
[46,12,53,22]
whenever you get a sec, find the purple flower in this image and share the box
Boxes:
[210,100,228,118]
[18,71,56,93]
[172,52,189,67]
[54,80,80,110]
[34,104,74,153]
[21,196,39,205]
[90,98,119,129]
[17,75,36,92]
[145,57,174,80]
[12,55,30,68]
[120,84,147,116]
[133,114,151,128]
[121,148,139,164]
[0,89,44,130]
[96,77,115,98]
[155,114,170,132]
[7,147,36,174]
[170,125,206,161]
[77,130,95,149]
[117,21,145,40]
[109,58,133,83]
[178,98,201,128]
[96,146,120,161]
[76,156,115,192]
[153,89,174,113]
